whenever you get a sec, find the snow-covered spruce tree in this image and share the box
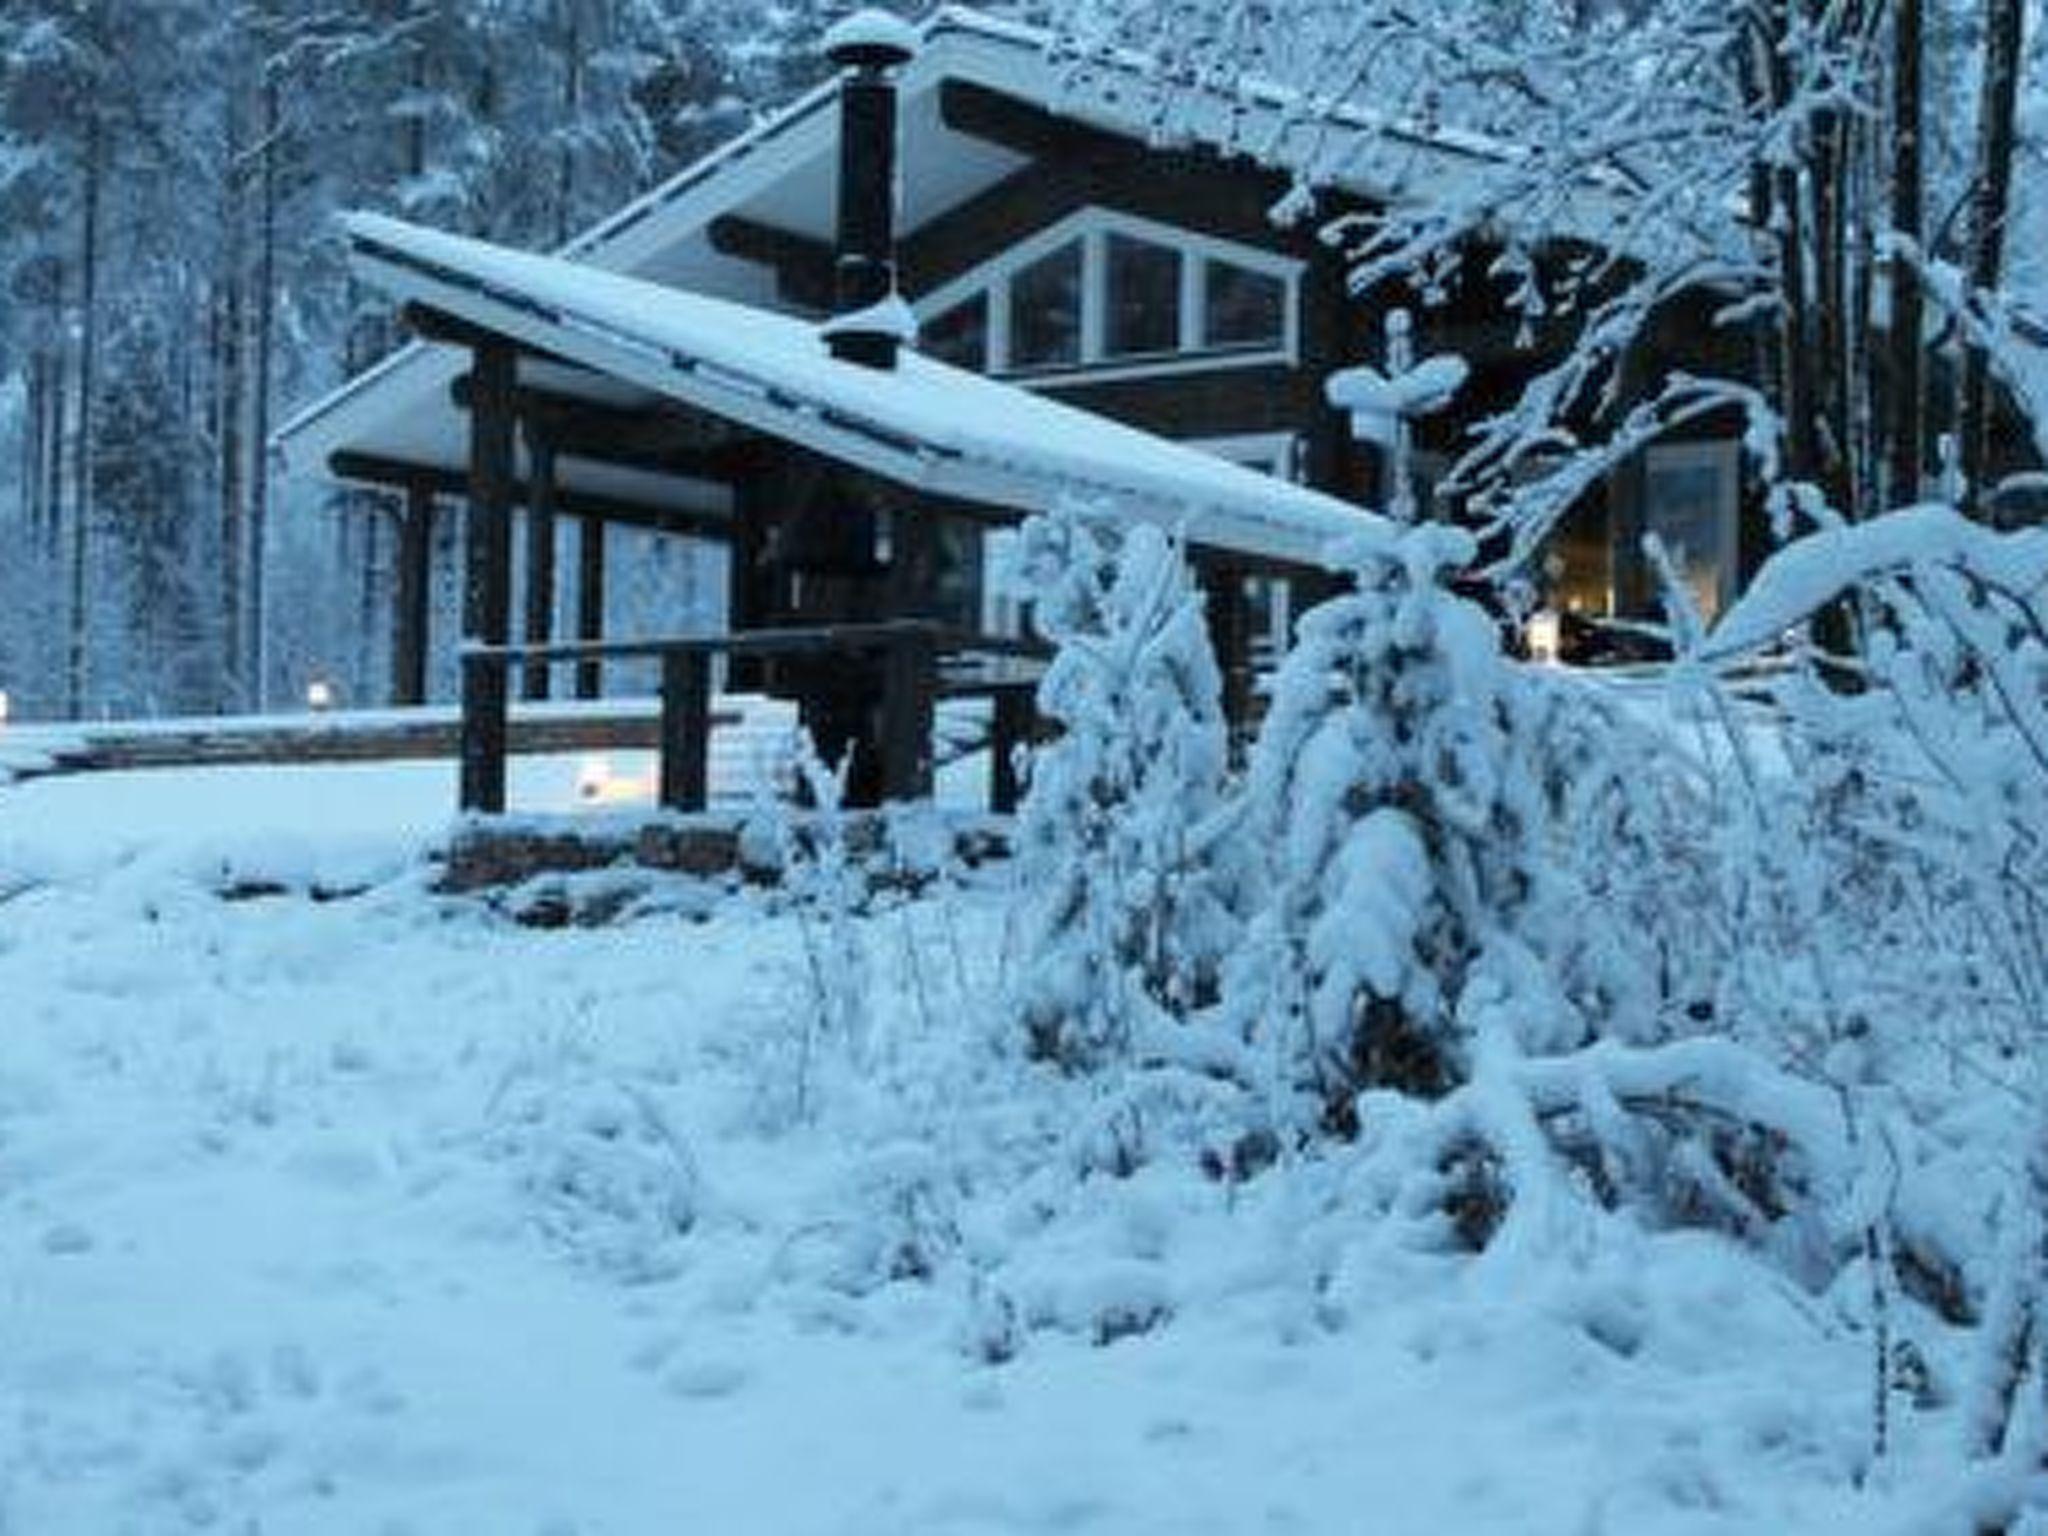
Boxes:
[1229,521,1553,1124]
[1011,502,1240,1071]
[1221,524,1843,1260]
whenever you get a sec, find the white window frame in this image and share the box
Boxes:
[916,206,1302,386]
[1190,432,1303,666]
[1642,438,1741,621]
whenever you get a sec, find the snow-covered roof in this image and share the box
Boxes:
[315,212,1384,570]
[273,5,1506,510]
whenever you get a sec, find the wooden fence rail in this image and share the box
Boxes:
[458,621,1047,817]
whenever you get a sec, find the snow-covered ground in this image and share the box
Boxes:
[0,762,1966,1533]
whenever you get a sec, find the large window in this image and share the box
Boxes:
[916,208,1298,379]
[1203,259,1285,349]
[1009,240,1084,370]
[1104,233,1182,358]
[922,293,988,371]
[1642,440,1740,622]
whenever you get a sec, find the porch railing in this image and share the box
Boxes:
[457,620,1046,816]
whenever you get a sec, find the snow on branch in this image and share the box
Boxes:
[1699,508,2048,664]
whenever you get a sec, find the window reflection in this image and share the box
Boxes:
[1009,240,1083,370]
[1643,442,1738,622]
[921,294,988,370]
[1203,259,1285,349]
[1105,233,1181,357]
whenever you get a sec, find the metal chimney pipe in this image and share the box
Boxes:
[821,10,918,368]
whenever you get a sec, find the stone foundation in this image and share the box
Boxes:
[440,809,1011,897]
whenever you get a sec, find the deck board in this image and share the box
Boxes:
[0,700,735,783]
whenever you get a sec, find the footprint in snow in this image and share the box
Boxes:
[663,1359,750,1399]
[41,1220,93,1255]
[627,1331,684,1373]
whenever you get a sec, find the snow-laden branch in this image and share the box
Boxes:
[1699,507,2048,664]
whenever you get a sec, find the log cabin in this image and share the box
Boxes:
[272,5,2042,811]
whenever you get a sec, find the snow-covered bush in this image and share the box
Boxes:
[1231,524,1651,1114]
[1010,502,1241,1070]
[765,733,873,1124]
[483,1057,702,1285]
[1695,507,2048,1486]
[1230,523,1508,1117]
[1213,524,1845,1265]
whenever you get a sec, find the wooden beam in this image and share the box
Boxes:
[391,481,434,706]
[462,337,516,814]
[936,79,1129,165]
[658,651,711,812]
[1198,559,1255,763]
[521,429,557,702]
[400,302,575,369]
[879,625,937,803]
[989,685,1032,814]
[707,215,835,311]
[448,374,752,471]
[328,451,735,543]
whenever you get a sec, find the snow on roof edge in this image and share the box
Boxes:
[338,211,1389,571]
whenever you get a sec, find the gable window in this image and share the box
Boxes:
[1104,233,1182,358]
[1203,258,1285,350]
[914,208,1299,381]
[1008,239,1083,370]
[922,294,988,371]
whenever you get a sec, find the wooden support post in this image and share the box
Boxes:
[879,626,937,803]
[391,482,433,706]
[1202,561,1254,761]
[459,649,509,815]
[575,515,606,700]
[990,685,1032,814]
[460,337,515,814]
[658,650,712,812]
[521,430,558,702]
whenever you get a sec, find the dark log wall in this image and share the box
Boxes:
[714,86,1393,512]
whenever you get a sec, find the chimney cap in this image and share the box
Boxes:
[824,9,919,69]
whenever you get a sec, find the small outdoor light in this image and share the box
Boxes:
[0,689,11,728]
[1526,609,1563,666]
[306,678,337,713]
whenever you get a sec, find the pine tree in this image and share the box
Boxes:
[1012,504,1239,1070]
[1228,524,1544,1123]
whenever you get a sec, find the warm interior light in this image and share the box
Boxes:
[575,754,656,807]
[306,679,336,712]
[1526,609,1563,665]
